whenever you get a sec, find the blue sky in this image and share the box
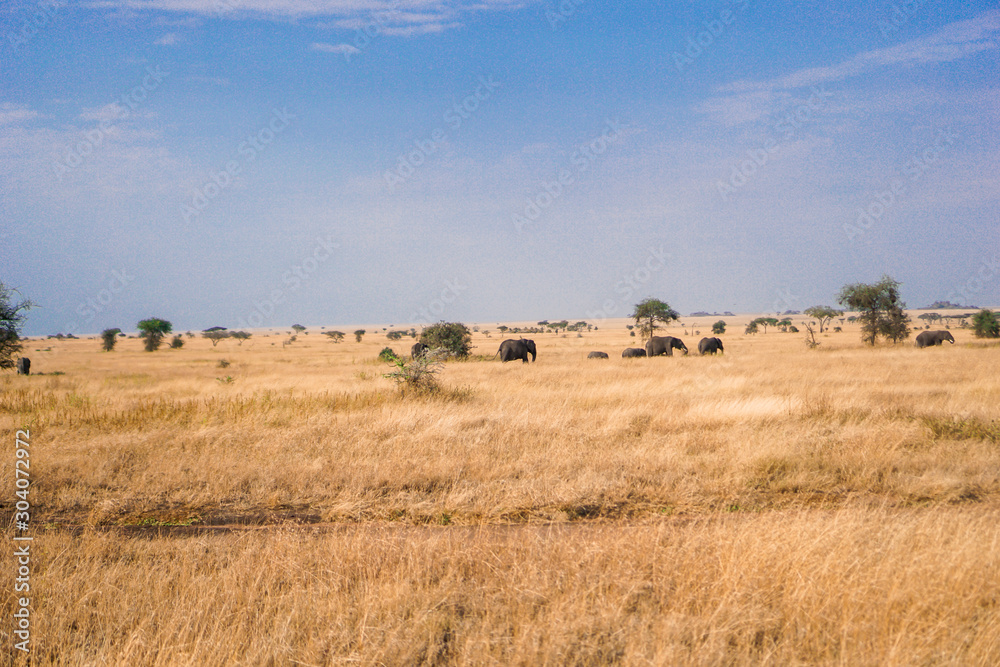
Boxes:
[2,1,998,336]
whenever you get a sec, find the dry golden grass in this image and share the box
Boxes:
[3,318,1000,664]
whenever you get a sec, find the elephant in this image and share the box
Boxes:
[411,342,429,359]
[587,351,609,359]
[645,336,688,357]
[915,330,955,348]
[16,357,30,375]
[621,347,647,358]
[495,338,536,363]
[698,337,724,355]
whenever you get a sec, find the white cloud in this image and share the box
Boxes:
[310,42,360,55]
[0,103,39,126]
[723,9,1000,93]
[378,22,462,37]
[154,31,180,45]
[83,0,526,35]
[79,103,129,123]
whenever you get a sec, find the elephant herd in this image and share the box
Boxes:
[617,336,720,359]
[482,328,955,365]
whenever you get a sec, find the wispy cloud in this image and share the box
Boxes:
[379,21,462,37]
[723,9,1000,93]
[310,42,360,55]
[154,31,180,45]
[0,103,39,126]
[84,0,525,34]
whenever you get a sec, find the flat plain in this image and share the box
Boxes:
[3,317,999,665]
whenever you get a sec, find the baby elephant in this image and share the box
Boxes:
[915,330,955,348]
[698,337,724,355]
[587,351,609,359]
[621,347,647,358]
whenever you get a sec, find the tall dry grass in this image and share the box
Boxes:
[3,319,1000,663]
[12,509,1000,665]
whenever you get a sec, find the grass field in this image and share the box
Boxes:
[3,316,1000,665]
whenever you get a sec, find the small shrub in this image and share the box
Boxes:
[217,359,231,368]
[804,324,820,349]
[378,347,399,362]
[383,350,445,392]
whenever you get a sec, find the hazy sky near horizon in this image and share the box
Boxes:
[2,1,998,336]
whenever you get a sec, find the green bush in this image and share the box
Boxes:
[419,322,473,358]
[378,347,399,362]
[101,328,121,352]
[971,309,1000,339]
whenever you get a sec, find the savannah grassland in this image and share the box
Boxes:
[3,317,1000,666]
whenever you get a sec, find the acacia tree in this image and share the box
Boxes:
[630,298,680,340]
[324,331,345,343]
[202,327,230,347]
[354,329,366,343]
[0,282,32,370]
[101,328,121,352]
[231,331,252,346]
[837,276,911,345]
[138,317,173,352]
[803,306,844,333]
[712,320,726,335]
[754,317,779,334]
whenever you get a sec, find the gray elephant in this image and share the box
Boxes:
[698,337,724,355]
[915,330,955,348]
[621,347,647,358]
[411,342,429,359]
[587,351,609,359]
[16,357,30,375]
[495,338,536,363]
[645,336,688,357]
